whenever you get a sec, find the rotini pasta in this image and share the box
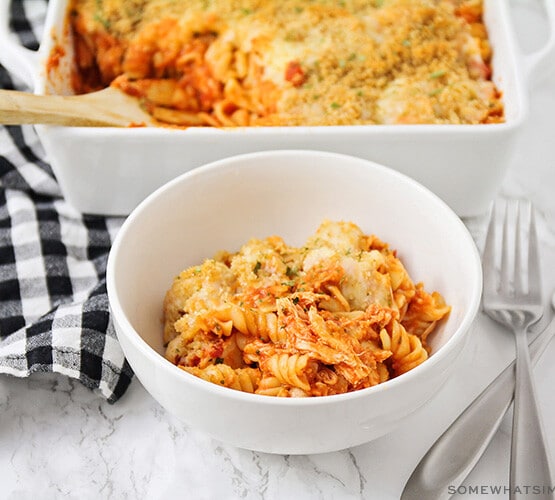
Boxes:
[65,0,504,127]
[163,220,451,397]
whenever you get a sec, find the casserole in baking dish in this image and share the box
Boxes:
[0,0,553,216]
[68,0,504,127]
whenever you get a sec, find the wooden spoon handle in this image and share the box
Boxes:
[0,89,150,127]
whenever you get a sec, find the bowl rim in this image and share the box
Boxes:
[106,149,483,407]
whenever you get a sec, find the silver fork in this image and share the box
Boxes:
[482,199,552,497]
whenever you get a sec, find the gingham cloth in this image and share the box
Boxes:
[0,0,133,402]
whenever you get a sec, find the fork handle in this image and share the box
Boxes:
[511,330,554,499]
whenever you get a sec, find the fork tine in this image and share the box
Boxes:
[482,201,498,298]
[527,202,542,299]
[499,200,511,294]
[513,200,524,294]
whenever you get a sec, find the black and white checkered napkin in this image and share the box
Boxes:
[0,1,133,402]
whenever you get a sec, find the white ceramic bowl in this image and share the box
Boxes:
[106,150,482,455]
[1,0,554,217]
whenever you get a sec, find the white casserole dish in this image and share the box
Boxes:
[0,0,554,217]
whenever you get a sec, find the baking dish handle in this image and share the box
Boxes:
[0,1,40,88]
[520,0,555,84]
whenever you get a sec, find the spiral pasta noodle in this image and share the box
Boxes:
[379,322,428,376]
[182,365,261,393]
[163,220,451,397]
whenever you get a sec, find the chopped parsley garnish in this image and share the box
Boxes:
[428,87,445,96]
[94,0,110,29]
[430,70,447,79]
[93,12,111,30]
[286,266,298,278]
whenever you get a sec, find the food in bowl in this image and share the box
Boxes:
[163,219,450,397]
[67,0,504,126]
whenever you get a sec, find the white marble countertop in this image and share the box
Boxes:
[2,6,555,500]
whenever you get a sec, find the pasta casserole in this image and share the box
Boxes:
[67,0,504,127]
[163,220,451,397]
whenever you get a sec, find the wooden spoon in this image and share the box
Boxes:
[0,87,155,127]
